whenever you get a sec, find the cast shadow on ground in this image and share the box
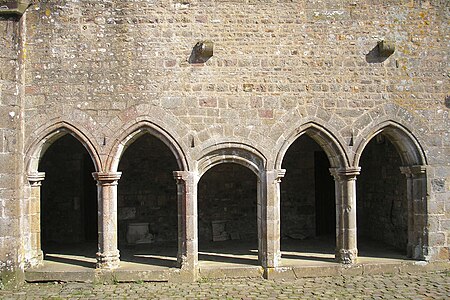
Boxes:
[44,255,96,268]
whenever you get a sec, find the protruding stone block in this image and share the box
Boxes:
[378,40,395,57]
[0,0,30,16]
[189,41,214,64]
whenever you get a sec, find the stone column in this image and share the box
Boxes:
[330,167,360,264]
[92,172,121,269]
[173,171,198,276]
[400,165,428,260]
[27,172,45,265]
[261,169,285,270]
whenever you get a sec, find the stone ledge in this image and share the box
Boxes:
[265,261,450,281]
[23,261,450,283]
[199,266,264,279]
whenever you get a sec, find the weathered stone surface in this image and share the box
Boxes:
[0,0,449,284]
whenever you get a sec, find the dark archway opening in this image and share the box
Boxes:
[357,133,408,259]
[280,135,335,263]
[117,134,178,267]
[198,163,259,267]
[40,134,97,267]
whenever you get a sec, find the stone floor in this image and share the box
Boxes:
[25,237,449,283]
[1,271,449,299]
[37,236,407,270]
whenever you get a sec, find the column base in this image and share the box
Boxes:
[179,260,198,282]
[335,248,358,264]
[178,256,198,271]
[263,251,281,269]
[96,250,120,269]
[412,245,431,261]
[25,250,44,268]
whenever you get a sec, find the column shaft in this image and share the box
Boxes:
[27,172,45,266]
[262,169,285,269]
[331,167,360,264]
[400,165,428,260]
[93,172,121,269]
[174,171,198,274]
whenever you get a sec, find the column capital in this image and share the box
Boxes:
[173,170,197,183]
[92,172,122,184]
[330,167,360,180]
[28,172,45,186]
[400,165,427,177]
[265,169,286,183]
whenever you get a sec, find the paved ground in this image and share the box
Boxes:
[1,271,449,299]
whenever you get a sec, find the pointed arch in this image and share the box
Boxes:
[106,120,189,172]
[353,121,427,167]
[275,122,349,170]
[25,121,102,174]
[197,142,267,178]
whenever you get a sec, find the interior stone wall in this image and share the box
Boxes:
[281,135,321,240]
[198,163,257,243]
[117,134,178,244]
[357,134,408,252]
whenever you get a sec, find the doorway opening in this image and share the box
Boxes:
[280,135,335,265]
[198,163,259,267]
[357,133,408,259]
[117,133,178,268]
[40,134,97,267]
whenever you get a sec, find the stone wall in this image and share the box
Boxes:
[0,16,23,286]
[117,134,178,244]
[281,135,321,240]
[20,0,448,261]
[198,164,257,243]
[0,0,447,280]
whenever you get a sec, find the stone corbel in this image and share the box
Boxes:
[0,0,31,16]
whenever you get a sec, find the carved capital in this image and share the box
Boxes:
[400,165,427,178]
[173,171,196,185]
[92,172,122,185]
[28,172,45,186]
[274,169,286,182]
[266,169,286,183]
[330,167,360,181]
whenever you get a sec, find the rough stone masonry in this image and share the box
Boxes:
[0,0,449,285]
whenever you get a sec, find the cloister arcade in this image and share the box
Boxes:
[23,120,430,278]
